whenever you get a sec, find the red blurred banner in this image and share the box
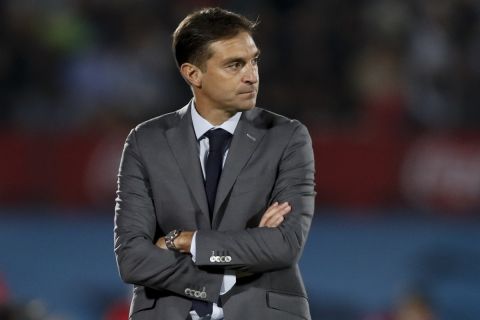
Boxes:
[1,129,479,214]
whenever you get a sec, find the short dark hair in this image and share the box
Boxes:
[172,7,257,68]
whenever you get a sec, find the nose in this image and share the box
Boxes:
[242,62,258,84]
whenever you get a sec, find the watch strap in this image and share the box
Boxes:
[165,229,182,250]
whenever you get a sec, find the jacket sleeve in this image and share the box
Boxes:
[114,128,223,303]
[194,122,316,273]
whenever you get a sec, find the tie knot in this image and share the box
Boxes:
[205,129,232,152]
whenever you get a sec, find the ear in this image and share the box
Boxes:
[180,63,203,88]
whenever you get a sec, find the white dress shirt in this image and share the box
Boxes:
[189,102,240,320]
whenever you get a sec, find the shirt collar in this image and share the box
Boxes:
[191,100,241,140]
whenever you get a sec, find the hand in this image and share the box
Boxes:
[258,202,291,228]
[155,231,194,253]
[156,237,167,249]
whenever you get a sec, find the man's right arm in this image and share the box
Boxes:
[155,202,292,252]
[114,129,223,303]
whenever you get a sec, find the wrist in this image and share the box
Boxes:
[175,231,194,253]
[165,229,182,250]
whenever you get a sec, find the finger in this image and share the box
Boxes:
[273,215,285,227]
[259,202,279,227]
[279,204,291,216]
[261,205,291,227]
[264,215,284,228]
[259,202,289,227]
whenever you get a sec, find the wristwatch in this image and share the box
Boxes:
[165,229,182,250]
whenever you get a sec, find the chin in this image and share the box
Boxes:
[240,103,256,111]
[237,99,257,111]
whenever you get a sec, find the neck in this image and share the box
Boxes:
[194,101,237,126]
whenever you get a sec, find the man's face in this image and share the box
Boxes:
[197,31,260,114]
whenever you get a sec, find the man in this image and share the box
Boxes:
[114,7,315,320]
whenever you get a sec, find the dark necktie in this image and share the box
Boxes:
[204,128,232,221]
[191,128,231,318]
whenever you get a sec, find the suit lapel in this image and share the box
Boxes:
[212,110,266,227]
[165,104,210,228]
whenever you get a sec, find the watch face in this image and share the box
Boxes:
[166,230,181,250]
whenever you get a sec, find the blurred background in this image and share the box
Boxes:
[1,0,480,319]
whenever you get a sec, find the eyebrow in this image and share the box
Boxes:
[223,49,261,65]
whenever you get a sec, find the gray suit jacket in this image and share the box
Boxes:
[114,102,316,320]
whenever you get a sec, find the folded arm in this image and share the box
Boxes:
[114,129,223,303]
[185,123,315,273]
[156,202,292,251]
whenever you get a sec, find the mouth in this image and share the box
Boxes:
[238,89,257,95]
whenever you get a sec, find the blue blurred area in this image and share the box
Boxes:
[0,211,126,319]
[2,0,480,319]
[304,213,480,320]
[1,210,479,319]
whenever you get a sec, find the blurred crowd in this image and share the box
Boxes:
[3,0,480,209]
[1,1,480,319]
[0,275,53,320]
[2,0,480,132]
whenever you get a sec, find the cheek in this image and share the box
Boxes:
[210,78,236,96]
[201,72,239,99]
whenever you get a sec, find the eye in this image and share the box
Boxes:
[252,57,260,66]
[227,62,242,70]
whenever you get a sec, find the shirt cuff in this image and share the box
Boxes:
[220,272,236,295]
[189,231,197,262]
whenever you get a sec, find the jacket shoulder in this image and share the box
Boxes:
[248,107,305,131]
[132,105,188,134]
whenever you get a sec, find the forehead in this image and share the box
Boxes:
[207,32,258,61]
